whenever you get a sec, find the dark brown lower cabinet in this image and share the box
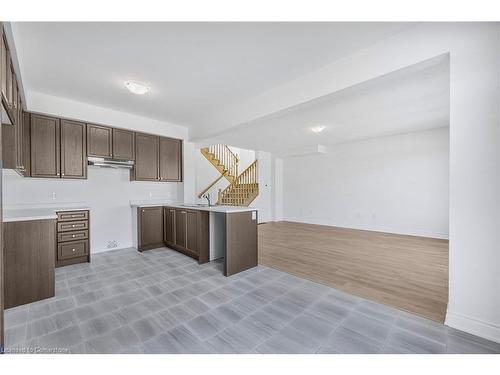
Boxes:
[55,210,90,267]
[3,219,56,309]
[164,207,209,263]
[164,207,176,246]
[224,211,258,276]
[137,206,164,251]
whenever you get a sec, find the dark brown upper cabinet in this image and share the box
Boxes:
[112,128,135,160]
[137,206,164,251]
[133,132,159,181]
[30,114,60,178]
[159,137,182,182]
[5,50,12,110]
[61,119,87,179]
[20,111,31,176]
[1,30,6,104]
[87,124,112,158]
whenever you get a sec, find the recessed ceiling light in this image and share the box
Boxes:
[310,125,327,133]
[125,81,150,95]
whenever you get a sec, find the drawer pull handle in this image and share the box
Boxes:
[72,249,76,252]
[72,234,76,238]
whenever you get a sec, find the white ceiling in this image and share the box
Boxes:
[12,22,414,132]
[204,55,450,156]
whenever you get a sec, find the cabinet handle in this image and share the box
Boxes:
[72,249,76,252]
[72,234,76,238]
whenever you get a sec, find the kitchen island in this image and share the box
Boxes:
[130,201,258,276]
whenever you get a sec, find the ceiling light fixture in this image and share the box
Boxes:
[310,125,327,133]
[125,81,150,95]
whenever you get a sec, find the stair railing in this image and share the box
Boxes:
[205,144,239,179]
[218,160,258,205]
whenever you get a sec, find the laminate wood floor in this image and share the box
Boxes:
[258,221,449,323]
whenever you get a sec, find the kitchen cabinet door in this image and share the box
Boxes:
[133,132,159,181]
[5,50,12,109]
[87,124,112,157]
[20,112,31,176]
[159,137,182,182]
[11,75,17,121]
[1,31,6,103]
[30,114,60,178]
[61,119,87,179]
[175,209,187,249]
[15,94,23,170]
[138,206,164,251]
[164,207,176,245]
[185,210,198,256]
[112,128,135,160]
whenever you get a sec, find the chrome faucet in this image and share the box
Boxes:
[202,193,212,206]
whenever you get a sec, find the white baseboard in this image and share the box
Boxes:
[445,311,500,344]
[91,245,135,255]
[282,218,449,240]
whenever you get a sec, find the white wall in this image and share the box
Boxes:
[3,91,189,253]
[27,91,188,140]
[250,151,273,223]
[283,128,450,239]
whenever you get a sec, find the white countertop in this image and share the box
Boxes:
[3,208,58,222]
[129,200,258,213]
[3,202,90,222]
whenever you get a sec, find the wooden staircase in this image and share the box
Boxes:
[199,145,258,206]
[218,161,258,206]
[200,145,239,183]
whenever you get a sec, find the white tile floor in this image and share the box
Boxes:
[3,247,500,354]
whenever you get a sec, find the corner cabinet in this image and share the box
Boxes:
[137,206,164,251]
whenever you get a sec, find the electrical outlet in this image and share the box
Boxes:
[52,192,57,200]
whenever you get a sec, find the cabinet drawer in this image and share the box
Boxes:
[58,230,88,242]
[58,240,88,260]
[57,211,89,222]
[57,220,88,232]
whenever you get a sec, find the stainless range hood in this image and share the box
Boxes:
[88,157,134,169]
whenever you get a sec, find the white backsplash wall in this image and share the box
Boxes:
[2,167,181,253]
